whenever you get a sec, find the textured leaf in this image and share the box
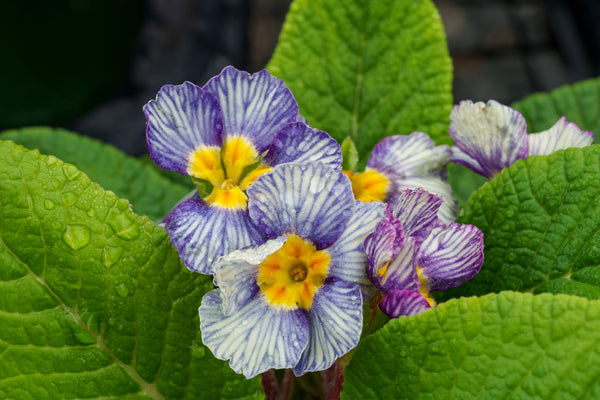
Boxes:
[0,140,263,399]
[0,127,192,221]
[267,0,453,162]
[512,77,600,144]
[441,146,600,300]
[343,292,600,399]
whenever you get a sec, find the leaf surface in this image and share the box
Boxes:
[0,140,262,399]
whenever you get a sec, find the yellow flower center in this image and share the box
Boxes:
[187,136,272,209]
[258,234,330,310]
[416,266,436,307]
[343,169,389,202]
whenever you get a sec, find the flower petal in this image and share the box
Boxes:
[528,116,594,156]
[212,237,287,316]
[393,176,457,224]
[418,222,484,292]
[144,81,222,174]
[248,163,355,249]
[292,280,362,376]
[390,189,443,240]
[263,122,342,170]
[379,290,431,318]
[203,66,299,153]
[367,132,451,180]
[327,201,386,297]
[366,227,419,294]
[364,210,404,286]
[449,100,528,178]
[200,290,308,379]
[164,198,266,274]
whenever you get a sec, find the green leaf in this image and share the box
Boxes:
[0,127,191,221]
[0,140,263,399]
[343,292,600,399]
[512,77,600,144]
[441,146,600,300]
[267,0,453,162]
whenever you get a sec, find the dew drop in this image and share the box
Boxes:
[399,350,407,357]
[52,221,63,231]
[507,252,516,261]
[192,347,206,359]
[73,328,96,345]
[293,340,299,347]
[115,283,129,297]
[506,208,515,218]
[63,164,80,180]
[46,155,58,165]
[87,209,95,217]
[103,246,123,267]
[52,178,62,189]
[63,191,78,206]
[44,199,55,210]
[62,225,91,250]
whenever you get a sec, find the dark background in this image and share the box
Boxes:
[1,0,598,156]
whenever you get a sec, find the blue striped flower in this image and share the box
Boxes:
[144,66,342,274]
[365,189,484,318]
[450,100,594,178]
[344,132,456,223]
[199,163,385,378]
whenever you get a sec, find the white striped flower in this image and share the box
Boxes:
[144,66,342,274]
[199,163,385,378]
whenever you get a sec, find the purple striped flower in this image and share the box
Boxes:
[199,163,385,378]
[144,66,342,274]
[364,189,484,318]
[450,100,594,178]
[344,132,456,223]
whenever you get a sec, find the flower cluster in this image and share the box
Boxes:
[450,100,594,178]
[145,67,541,381]
[365,189,484,318]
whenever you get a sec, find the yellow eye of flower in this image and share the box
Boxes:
[187,137,271,209]
[344,169,389,202]
[416,266,436,307]
[258,234,330,310]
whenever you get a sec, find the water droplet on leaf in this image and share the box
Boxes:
[107,212,139,240]
[63,164,80,180]
[192,347,206,359]
[115,283,129,297]
[44,199,55,210]
[62,225,91,250]
[63,191,78,206]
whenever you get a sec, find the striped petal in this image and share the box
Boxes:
[393,176,457,224]
[247,163,355,249]
[367,132,451,180]
[144,81,222,174]
[164,198,266,274]
[390,189,443,240]
[204,66,299,153]
[418,222,484,292]
[200,290,308,379]
[327,201,386,297]
[292,280,362,376]
[364,209,404,288]
[212,237,286,316]
[379,290,431,318]
[263,122,342,170]
[449,100,528,178]
[528,116,594,156]
[367,231,419,294]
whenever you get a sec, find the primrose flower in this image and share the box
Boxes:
[199,163,385,378]
[450,100,594,178]
[344,132,456,223]
[144,66,342,274]
[365,189,484,318]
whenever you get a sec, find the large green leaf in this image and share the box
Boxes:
[267,0,453,162]
[512,77,600,144]
[343,292,600,399]
[441,146,600,300]
[0,140,262,399]
[0,127,191,221]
